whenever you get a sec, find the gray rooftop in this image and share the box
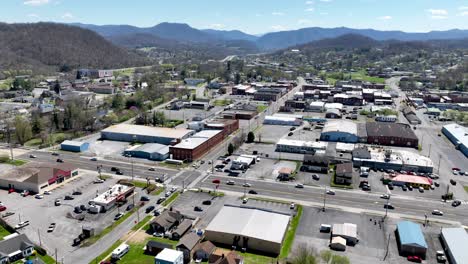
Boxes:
[443,123,468,147]
[441,227,468,263]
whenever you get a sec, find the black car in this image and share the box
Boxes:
[111,167,118,172]
[388,184,394,190]
[194,206,203,212]
[72,191,82,195]
[51,152,60,156]
[290,127,296,131]
[383,204,395,210]
[288,132,293,136]
[56,159,64,163]
[64,195,74,200]
[452,200,461,207]
[126,204,134,211]
[450,179,457,186]
[73,207,82,214]
[202,200,212,205]
[156,197,166,204]
[140,196,150,202]
[145,206,155,214]
[80,205,87,211]
[116,170,124,175]
[248,190,258,195]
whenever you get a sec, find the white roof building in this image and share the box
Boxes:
[155,248,184,264]
[324,103,344,111]
[441,228,468,264]
[322,120,358,135]
[205,206,290,254]
[332,223,358,245]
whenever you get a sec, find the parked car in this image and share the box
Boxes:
[194,206,203,212]
[35,194,44,199]
[145,206,155,214]
[44,191,52,195]
[29,154,36,158]
[15,221,30,230]
[80,205,87,211]
[64,195,74,200]
[242,198,248,204]
[0,206,6,212]
[434,182,440,187]
[90,157,98,161]
[153,232,164,237]
[148,167,155,171]
[450,179,457,186]
[202,200,212,205]
[156,197,166,204]
[72,191,82,195]
[47,223,56,233]
[401,185,408,191]
[126,204,134,211]
[418,187,424,193]
[436,251,446,263]
[54,199,61,206]
[116,170,124,175]
[165,191,171,197]
[288,132,293,136]
[94,179,105,184]
[312,174,320,180]
[407,255,422,263]
[111,167,118,172]
[212,179,221,184]
[140,196,150,202]
[21,190,29,197]
[295,183,304,188]
[74,207,82,214]
[290,203,295,210]
[51,152,59,156]
[170,187,177,193]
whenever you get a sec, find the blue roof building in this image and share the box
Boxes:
[60,140,89,152]
[396,221,427,259]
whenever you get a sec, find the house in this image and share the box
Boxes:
[171,219,193,240]
[335,163,353,185]
[176,232,201,263]
[145,240,172,256]
[150,210,184,233]
[209,249,244,264]
[0,234,35,263]
[277,167,294,181]
[193,241,216,262]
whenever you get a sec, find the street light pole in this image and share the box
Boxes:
[384,195,391,219]
[322,186,326,212]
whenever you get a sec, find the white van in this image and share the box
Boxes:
[111,243,129,259]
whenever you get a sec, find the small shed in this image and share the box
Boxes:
[329,236,347,251]
[145,240,172,256]
[61,140,89,152]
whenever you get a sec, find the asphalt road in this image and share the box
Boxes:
[200,174,468,226]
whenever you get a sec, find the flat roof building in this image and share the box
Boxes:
[91,184,135,210]
[264,115,302,126]
[366,123,418,148]
[170,130,223,162]
[396,221,427,259]
[124,143,169,161]
[155,248,184,264]
[442,123,468,157]
[205,206,290,255]
[440,227,468,264]
[101,124,194,145]
[320,120,359,143]
[332,223,358,246]
[276,139,328,154]
[60,140,89,152]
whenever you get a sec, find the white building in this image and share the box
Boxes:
[91,184,135,210]
[324,103,344,111]
[309,101,325,112]
[332,223,358,245]
[155,248,184,264]
[264,115,302,126]
[276,139,328,154]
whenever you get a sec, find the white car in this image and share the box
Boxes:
[94,179,105,184]
[35,194,44,199]
[295,183,304,188]
[326,190,336,195]
[380,194,390,199]
[226,180,235,185]
[432,210,444,216]
[152,232,164,237]
[290,203,296,210]
[15,221,30,230]
[44,191,52,195]
[242,183,251,187]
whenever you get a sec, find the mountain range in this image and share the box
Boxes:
[73,22,468,51]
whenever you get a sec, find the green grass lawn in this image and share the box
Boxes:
[131,215,152,231]
[161,192,180,206]
[150,187,165,196]
[37,254,57,264]
[90,240,122,264]
[5,159,27,166]
[239,251,277,264]
[0,225,11,240]
[25,132,74,148]
[464,185,468,193]
[279,205,303,259]
[350,70,385,83]
[257,105,268,113]
[118,237,176,264]
[213,99,232,106]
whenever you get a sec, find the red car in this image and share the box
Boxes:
[8,188,15,194]
[452,167,460,171]
[0,206,7,212]
[212,179,221,184]
[407,256,422,263]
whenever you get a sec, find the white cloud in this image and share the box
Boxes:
[297,19,313,25]
[209,23,225,29]
[378,15,392,20]
[61,12,74,19]
[459,6,468,10]
[458,11,468,16]
[272,12,285,16]
[24,0,49,6]
[27,13,40,18]
[427,9,448,19]
[305,1,314,4]
[305,8,315,12]
[320,12,329,15]
[319,0,332,2]
[271,25,287,31]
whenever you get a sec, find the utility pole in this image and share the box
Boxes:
[322,186,327,212]
[428,144,432,158]
[5,123,14,161]
[437,154,442,175]
[384,195,391,219]
[37,229,42,247]
[55,248,58,264]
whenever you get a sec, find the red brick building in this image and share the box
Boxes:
[170,130,224,162]
[205,119,239,138]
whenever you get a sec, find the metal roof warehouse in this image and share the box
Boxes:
[101,124,194,145]
[440,227,468,264]
[204,206,290,255]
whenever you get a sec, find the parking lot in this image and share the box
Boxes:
[294,206,446,264]
[0,171,148,255]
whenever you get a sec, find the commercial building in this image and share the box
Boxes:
[204,119,239,139]
[0,234,34,263]
[353,147,433,173]
[169,130,223,162]
[91,183,135,210]
[332,223,358,246]
[60,140,89,152]
[0,163,78,194]
[124,143,170,161]
[222,110,257,120]
[205,205,290,255]
[375,115,397,123]
[442,124,468,157]
[309,101,325,112]
[231,155,257,170]
[325,108,342,119]
[440,227,468,264]
[335,163,353,185]
[366,123,418,148]
[275,139,327,154]
[386,174,433,189]
[396,221,427,259]
[155,248,184,264]
[320,120,359,143]
[101,124,194,145]
[324,103,344,111]
[263,115,302,126]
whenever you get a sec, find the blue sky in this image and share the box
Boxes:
[2,0,468,34]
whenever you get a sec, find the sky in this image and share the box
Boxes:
[1,0,468,34]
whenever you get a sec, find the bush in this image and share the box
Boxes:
[35,246,47,256]
[0,155,9,163]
